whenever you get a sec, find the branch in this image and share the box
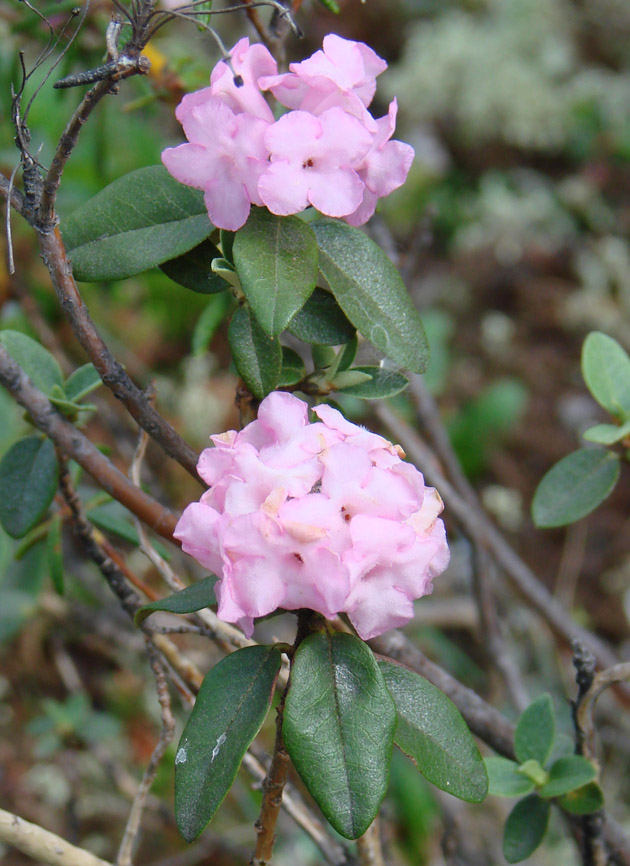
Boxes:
[356,819,384,866]
[0,808,113,866]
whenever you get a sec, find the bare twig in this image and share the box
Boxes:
[356,819,384,866]
[0,808,113,866]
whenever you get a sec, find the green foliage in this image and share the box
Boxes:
[228,306,282,398]
[503,795,550,863]
[538,756,597,799]
[63,364,102,402]
[336,365,409,399]
[378,659,488,803]
[287,288,356,345]
[160,238,229,294]
[62,166,214,282]
[0,437,58,539]
[26,692,121,758]
[514,694,555,765]
[278,347,307,387]
[485,757,536,798]
[558,782,604,815]
[283,632,396,839]
[135,576,218,626]
[581,331,630,418]
[0,330,63,395]
[88,501,170,558]
[233,208,319,336]
[46,514,64,595]
[175,645,282,842]
[582,420,630,445]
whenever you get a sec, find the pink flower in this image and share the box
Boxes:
[210,36,277,122]
[258,107,372,217]
[175,392,450,640]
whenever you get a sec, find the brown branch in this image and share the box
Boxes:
[0,808,113,866]
[0,344,179,541]
[356,819,384,866]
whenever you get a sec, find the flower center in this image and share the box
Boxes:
[302,157,315,169]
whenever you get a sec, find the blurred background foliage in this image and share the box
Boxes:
[1,0,629,864]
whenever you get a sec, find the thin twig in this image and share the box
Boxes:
[0,808,113,866]
[356,819,384,866]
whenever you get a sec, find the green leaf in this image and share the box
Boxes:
[532,448,620,528]
[160,238,229,294]
[175,645,281,841]
[581,331,630,418]
[288,288,356,345]
[46,514,64,595]
[191,294,232,356]
[312,219,429,373]
[312,344,338,370]
[379,659,488,803]
[88,502,170,559]
[0,330,63,395]
[316,0,340,11]
[331,370,373,390]
[62,166,214,282]
[0,437,59,539]
[538,756,596,799]
[514,694,555,766]
[135,576,218,626]
[337,336,358,372]
[233,209,319,337]
[284,632,396,839]
[48,385,83,416]
[278,346,306,387]
[484,757,535,798]
[64,364,102,402]
[582,420,630,445]
[220,229,235,264]
[503,795,550,863]
[335,365,409,399]
[228,306,282,399]
[558,781,604,815]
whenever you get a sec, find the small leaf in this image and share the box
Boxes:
[88,502,170,558]
[175,645,281,841]
[331,369,373,390]
[284,632,396,839]
[581,331,630,418]
[0,330,63,395]
[64,364,102,402]
[160,238,229,294]
[538,756,596,799]
[514,694,555,766]
[312,219,429,373]
[191,294,232,356]
[503,795,550,863]
[484,757,535,798]
[288,288,356,345]
[337,335,358,372]
[278,346,306,387]
[220,229,235,263]
[135,576,218,626]
[62,166,214,282]
[0,437,59,538]
[558,781,604,815]
[312,344,337,370]
[379,659,488,803]
[46,514,64,595]
[335,365,409,399]
[233,209,319,336]
[582,420,630,445]
[48,385,83,416]
[228,306,282,399]
[532,449,620,528]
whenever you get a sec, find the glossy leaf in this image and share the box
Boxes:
[532,448,620,528]
[538,756,596,799]
[503,795,550,863]
[64,364,102,402]
[278,346,306,387]
[582,420,630,445]
[228,306,282,399]
[0,330,63,395]
[175,645,282,842]
[484,757,535,798]
[284,632,396,839]
[233,209,319,336]
[581,331,630,418]
[288,288,356,345]
[0,437,59,539]
[514,694,555,765]
[558,781,604,815]
[46,514,64,595]
[160,238,229,294]
[312,219,429,373]
[135,576,218,626]
[379,659,488,803]
[336,365,409,399]
[62,166,213,281]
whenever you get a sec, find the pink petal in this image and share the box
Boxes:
[258,161,310,216]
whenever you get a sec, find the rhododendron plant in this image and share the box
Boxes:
[174,391,450,639]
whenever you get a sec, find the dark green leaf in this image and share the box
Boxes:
[159,238,229,294]
[484,757,535,798]
[220,229,235,264]
[175,645,282,841]
[312,344,337,370]
[278,346,306,387]
[62,166,214,281]
[288,288,356,345]
[0,437,59,538]
[228,306,282,399]
[135,576,218,626]
[335,365,409,399]
[312,219,429,373]
[284,633,396,839]
[46,515,64,595]
[558,782,604,815]
[191,294,232,356]
[538,756,596,799]
[532,448,620,528]
[379,659,488,803]
[581,331,630,418]
[64,364,102,402]
[0,330,63,395]
[503,795,550,863]
[337,336,358,372]
[514,694,555,766]
[233,209,319,336]
[88,503,170,558]
[582,421,630,445]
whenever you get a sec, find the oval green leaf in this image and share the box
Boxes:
[288,288,356,345]
[379,659,488,803]
[228,305,282,399]
[62,166,214,282]
[284,632,396,839]
[558,781,604,815]
[64,364,102,403]
[312,219,429,373]
[582,420,630,445]
[581,331,630,418]
[484,757,535,798]
[514,694,555,766]
[538,755,596,799]
[233,209,319,336]
[335,365,409,399]
[135,576,218,626]
[503,795,550,863]
[160,238,229,294]
[278,346,306,387]
[0,330,63,395]
[175,645,282,842]
[532,448,620,528]
[0,437,59,539]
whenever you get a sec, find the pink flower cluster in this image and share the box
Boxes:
[161,35,415,231]
[175,392,449,640]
